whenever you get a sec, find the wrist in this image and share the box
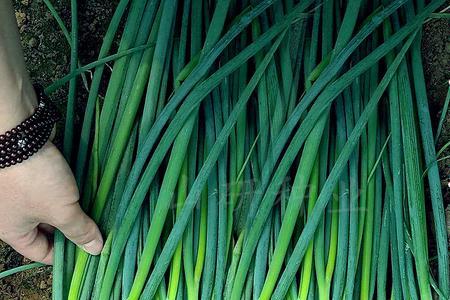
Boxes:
[0,81,38,132]
[0,85,58,169]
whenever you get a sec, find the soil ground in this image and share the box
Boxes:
[0,0,449,299]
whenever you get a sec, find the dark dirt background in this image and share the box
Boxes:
[0,0,448,299]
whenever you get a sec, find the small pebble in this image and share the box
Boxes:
[15,11,26,28]
[39,280,47,289]
[28,37,38,48]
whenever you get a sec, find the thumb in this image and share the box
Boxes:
[51,203,103,255]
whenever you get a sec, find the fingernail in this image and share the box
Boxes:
[82,239,103,255]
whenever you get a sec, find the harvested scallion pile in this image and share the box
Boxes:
[33,0,450,299]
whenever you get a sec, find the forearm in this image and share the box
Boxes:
[0,0,37,132]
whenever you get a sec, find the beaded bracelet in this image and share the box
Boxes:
[0,85,59,169]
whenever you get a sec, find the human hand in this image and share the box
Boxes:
[0,142,103,265]
[0,0,103,266]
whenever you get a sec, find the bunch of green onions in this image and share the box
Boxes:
[8,0,450,299]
